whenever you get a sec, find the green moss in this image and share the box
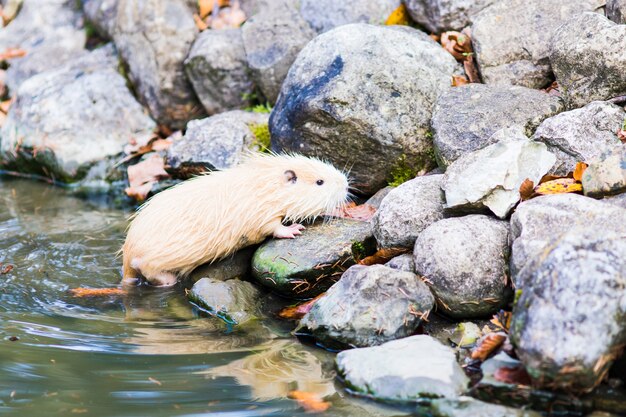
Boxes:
[249,123,270,152]
[513,289,523,306]
[622,117,626,131]
[351,241,367,261]
[387,154,416,187]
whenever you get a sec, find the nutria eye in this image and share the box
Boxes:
[316,180,324,186]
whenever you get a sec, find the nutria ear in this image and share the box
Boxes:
[284,170,297,184]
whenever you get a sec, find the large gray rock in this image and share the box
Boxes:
[385,254,415,272]
[509,194,626,282]
[532,101,625,176]
[336,335,469,401]
[185,28,255,116]
[372,174,445,248]
[83,0,118,39]
[0,46,156,183]
[242,8,315,104]
[432,84,564,167]
[299,0,400,33]
[510,227,626,392]
[603,192,626,209]
[188,277,261,325]
[298,264,434,347]
[166,110,269,176]
[471,0,603,89]
[607,0,626,23]
[430,397,542,417]
[551,12,626,109]
[112,0,203,128]
[443,133,556,219]
[252,219,375,298]
[403,0,495,33]
[414,215,511,318]
[582,146,626,198]
[270,23,460,195]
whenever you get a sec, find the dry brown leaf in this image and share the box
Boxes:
[543,81,560,96]
[0,264,14,274]
[385,3,410,25]
[471,332,507,361]
[490,310,512,332]
[440,31,472,62]
[452,74,469,87]
[288,390,331,413]
[519,178,535,201]
[278,293,325,319]
[359,247,409,266]
[0,48,27,61]
[534,178,582,196]
[618,128,626,144]
[125,154,170,201]
[572,161,588,182]
[69,287,126,297]
[494,365,531,386]
[463,56,481,83]
[199,0,229,18]
[193,13,208,31]
[327,202,377,221]
[0,98,13,114]
[207,1,246,29]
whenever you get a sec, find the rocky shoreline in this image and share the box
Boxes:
[1,0,625,415]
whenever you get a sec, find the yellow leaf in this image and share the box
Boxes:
[288,391,331,413]
[572,161,588,182]
[385,4,410,26]
[534,178,582,195]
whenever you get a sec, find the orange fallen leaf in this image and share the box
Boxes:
[193,13,208,31]
[125,154,170,201]
[328,202,377,221]
[543,81,560,96]
[278,293,325,319]
[0,48,26,61]
[0,98,13,114]
[452,74,469,87]
[440,31,472,62]
[494,365,531,386]
[69,287,126,297]
[358,247,409,266]
[471,332,507,361]
[0,264,14,274]
[199,0,229,18]
[490,310,512,333]
[618,128,626,144]
[207,1,246,29]
[534,178,582,196]
[572,162,588,182]
[519,178,535,201]
[385,4,410,25]
[288,391,330,413]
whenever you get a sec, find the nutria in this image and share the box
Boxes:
[122,153,350,286]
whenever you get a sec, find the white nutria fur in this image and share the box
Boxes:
[122,153,350,286]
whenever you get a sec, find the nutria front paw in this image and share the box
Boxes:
[273,223,305,239]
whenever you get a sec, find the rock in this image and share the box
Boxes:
[509,194,626,282]
[83,0,118,39]
[413,215,512,318]
[336,335,469,400]
[298,264,434,347]
[188,247,256,283]
[551,12,626,108]
[364,186,392,209]
[510,227,626,392]
[443,133,556,219]
[429,397,542,417]
[252,218,375,298]
[403,0,495,33]
[270,24,460,195]
[602,192,626,209]
[432,84,564,167]
[532,102,625,176]
[112,0,203,128]
[0,45,156,183]
[242,8,315,104]
[582,144,626,198]
[385,254,415,272]
[471,0,603,89]
[607,0,626,23]
[299,0,400,33]
[185,28,255,116]
[166,110,270,176]
[188,277,261,325]
[373,174,446,248]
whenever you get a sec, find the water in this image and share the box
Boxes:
[0,177,407,417]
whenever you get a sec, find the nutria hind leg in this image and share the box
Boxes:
[144,271,178,287]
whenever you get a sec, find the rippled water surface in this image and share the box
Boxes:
[0,177,406,417]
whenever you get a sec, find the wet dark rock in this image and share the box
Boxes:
[509,194,626,282]
[385,254,415,272]
[336,335,469,400]
[112,0,203,128]
[607,0,626,24]
[188,247,256,284]
[0,46,156,183]
[403,0,495,33]
[298,264,434,348]
[242,8,315,104]
[532,101,624,176]
[429,397,542,417]
[185,28,255,116]
[414,215,512,319]
[372,174,445,248]
[166,110,269,176]
[510,227,626,392]
[299,0,400,33]
[270,23,460,195]
[471,0,603,88]
[550,12,626,108]
[582,145,626,198]
[252,218,375,298]
[443,133,555,219]
[432,84,564,168]
[188,277,261,325]
[82,0,118,39]
[364,186,392,209]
